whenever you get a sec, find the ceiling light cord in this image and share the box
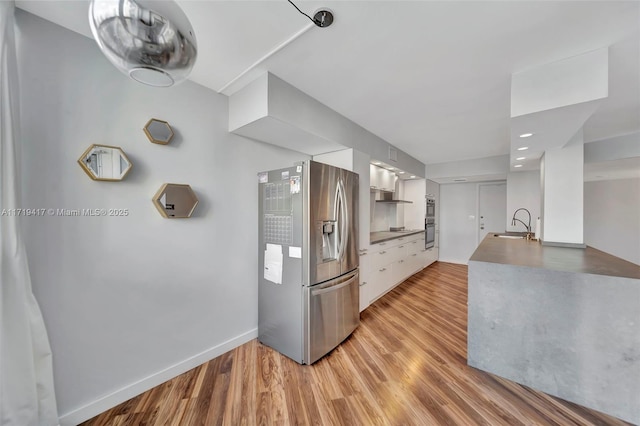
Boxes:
[287,0,334,28]
[287,0,313,22]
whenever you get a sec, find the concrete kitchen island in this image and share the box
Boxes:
[468,235,640,424]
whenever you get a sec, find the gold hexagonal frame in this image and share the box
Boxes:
[152,183,199,218]
[78,144,133,181]
[143,118,174,145]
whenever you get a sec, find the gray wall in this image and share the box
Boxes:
[585,178,640,265]
[16,10,308,423]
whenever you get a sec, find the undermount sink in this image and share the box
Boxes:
[493,233,526,239]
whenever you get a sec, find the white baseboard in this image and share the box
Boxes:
[58,328,258,426]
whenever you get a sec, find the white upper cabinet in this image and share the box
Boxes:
[370,164,396,192]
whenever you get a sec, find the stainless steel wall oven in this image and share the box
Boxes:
[425,218,435,249]
[425,197,435,249]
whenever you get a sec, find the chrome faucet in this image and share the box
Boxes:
[511,208,532,235]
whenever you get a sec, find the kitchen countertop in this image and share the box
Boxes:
[370,229,425,245]
[470,233,640,279]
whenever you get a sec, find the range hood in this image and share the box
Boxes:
[374,190,413,204]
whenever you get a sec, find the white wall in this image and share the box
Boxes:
[16,10,308,424]
[371,198,391,232]
[541,132,584,245]
[585,178,640,265]
[439,182,481,264]
[403,179,426,230]
[313,149,354,171]
[506,171,541,232]
[427,154,508,182]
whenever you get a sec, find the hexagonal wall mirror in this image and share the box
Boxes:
[152,183,199,218]
[78,144,132,181]
[143,118,174,145]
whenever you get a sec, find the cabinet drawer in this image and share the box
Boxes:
[407,251,422,272]
[359,250,371,270]
[407,239,422,255]
[371,247,391,266]
[369,263,392,302]
[371,244,404,264]
[387,244,407,263]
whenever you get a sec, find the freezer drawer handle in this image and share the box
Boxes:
[311,274,357,296]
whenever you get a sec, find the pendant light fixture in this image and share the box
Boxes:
[88,0,197,87]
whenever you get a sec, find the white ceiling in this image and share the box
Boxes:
[15,0,640,168]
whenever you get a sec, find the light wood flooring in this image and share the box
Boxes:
[82,262,631,425]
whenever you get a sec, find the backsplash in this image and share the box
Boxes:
[370,192,405,232]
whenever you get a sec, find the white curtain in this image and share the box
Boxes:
[0,2,59,425]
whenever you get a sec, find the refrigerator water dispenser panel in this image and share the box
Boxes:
[321,220,338,261]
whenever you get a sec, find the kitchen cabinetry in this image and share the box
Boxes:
[359,249,371,312]
[370,164,396,192]
[367,233,428,304]
[424,247,438,267]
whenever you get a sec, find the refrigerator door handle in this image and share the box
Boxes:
[333,181,342,260]
[334,180,343,261]
[336,179,349,262]
[310,270,358,296]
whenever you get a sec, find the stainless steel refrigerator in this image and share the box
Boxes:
[258,160,359,364]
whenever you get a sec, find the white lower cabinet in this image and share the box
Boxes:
[407,251,421,273]
[370,263,392,301]
[425,247,438,267]
[366,233,431,304]
[359,250,371,312]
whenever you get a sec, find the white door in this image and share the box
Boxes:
[478,183,506,244]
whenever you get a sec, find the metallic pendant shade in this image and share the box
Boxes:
[89,0,197,87]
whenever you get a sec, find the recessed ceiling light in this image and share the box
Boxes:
[516,157,526,161]
[410,175,416,179]
[453,178,467,182]
[517,147,529,151]
[519,133,533,138]
[514,164,523,168]
[398,171,405,174]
